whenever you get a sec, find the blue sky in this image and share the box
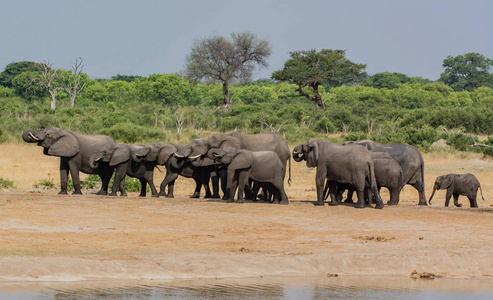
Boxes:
[2,0,491,81]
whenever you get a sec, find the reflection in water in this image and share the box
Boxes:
[1,275,492,299]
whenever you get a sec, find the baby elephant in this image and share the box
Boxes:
[428,173,484,207]
[208,147,288,204]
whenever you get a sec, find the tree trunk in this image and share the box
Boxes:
[312,85,324,109]
[221,81,232,108]
[49,90,56,110]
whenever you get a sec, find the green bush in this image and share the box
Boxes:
[0,177,15,189]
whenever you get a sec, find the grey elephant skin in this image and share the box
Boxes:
[293,138,384,209]
[133,142,218,198]
[342,151,403,205]
[428,173,485,207]
[22,127,117,195]
[175,132,291,198]
[343,140,426,205]
[90,144,158,197]
[208,148,288,204]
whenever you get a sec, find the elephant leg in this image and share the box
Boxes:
[210,171,220,198]
[138,178,146,197]
[412,180,427,206]
[468,193,478,208]
[235,171,250,204]
[344,187,355,204]
[200,172,212,198]
[159,172,179,197]
[387,186,401,205]
[314,168,327,206]
[274,180,288,205]
[59,160,69,194]
[144,172,158,197]
[117,177,127,196]
[370,185,384,209]
[190,177,202,198]
[224,168,237,202]
[96,166,113,196]
[444,189,453,207]
[166,179,176,198]
[220,168,228,200]
[328,182,339,206]
[68,161,83,195]
[110,165,126,196]
[453,193,462,207]
[354,187,366,208]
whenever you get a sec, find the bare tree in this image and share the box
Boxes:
[468,135,493,148]
[185,32,271,109]
[33,60,63,110]
[60,57,88,107]
[175,111,184,136]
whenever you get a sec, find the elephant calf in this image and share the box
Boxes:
[208,148,288,204]
[428,173,485,207]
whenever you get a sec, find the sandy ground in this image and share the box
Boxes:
[0,143,492,282]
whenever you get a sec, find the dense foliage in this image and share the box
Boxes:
[1,53,492,157]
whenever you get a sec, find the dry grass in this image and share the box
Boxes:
[1,143,492,207]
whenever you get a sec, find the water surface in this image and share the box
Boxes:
[1,275,492,299]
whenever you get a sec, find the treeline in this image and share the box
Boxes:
[1,72,493,157]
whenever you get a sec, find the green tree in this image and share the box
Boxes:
[363,72,411,89]
[439,53,493,91]
[0,61,41,88]
[271,49,366,109]
[184,31,271,108]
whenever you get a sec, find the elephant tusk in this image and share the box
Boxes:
[135,153,145,157]
[94,157,101,161]
[189,154,202,160]
[293,151,298,154]
[29,132,39,141]
[173,153,185,158]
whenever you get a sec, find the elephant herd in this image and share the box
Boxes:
[22,127,485,208]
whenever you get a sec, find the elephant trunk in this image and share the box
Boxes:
[428,186,437,204]
[292,147,304,162]
[22,130,40,143]
[89,153,101,169]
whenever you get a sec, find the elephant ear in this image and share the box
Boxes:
[219,136,241,149]
[439,175,454,189]
[306,139,319,168]
[229,150,253,170]
[157,144,177,165]
[47,133,79,157]
[110,145,130,166]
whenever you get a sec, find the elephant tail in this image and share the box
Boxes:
[288,155,292,186]
[368,161,384,208]
[479,184,485,201]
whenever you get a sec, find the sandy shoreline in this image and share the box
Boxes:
[1,144,492,283]
[0,193,492,282]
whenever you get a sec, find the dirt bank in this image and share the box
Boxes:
[0,144,492,281]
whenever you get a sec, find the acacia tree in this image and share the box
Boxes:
[272,49,366,109]
[439,53,493,91]
[184,32,271,108]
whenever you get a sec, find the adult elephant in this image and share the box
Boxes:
[22,127,116,195]
[428,173,484,207]
[208,148,288,204]
[133,142,219,198]
[343,140,427,205]
[174,132,291,197]
[293,138,384,209]
[90,144,158,197]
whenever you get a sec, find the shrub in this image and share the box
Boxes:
[0,178,15,189]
